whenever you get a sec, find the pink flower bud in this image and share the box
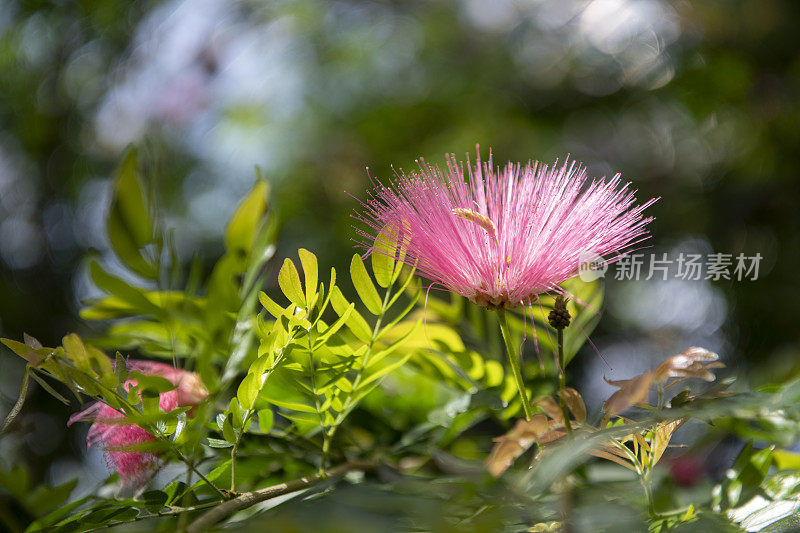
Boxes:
[68,359,208,485]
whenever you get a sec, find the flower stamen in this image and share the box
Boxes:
[452,208,499,248]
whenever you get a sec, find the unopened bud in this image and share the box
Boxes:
[548,295,571,330]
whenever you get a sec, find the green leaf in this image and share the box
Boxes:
[206,438,233,449]
[371,225,398,288]
[141,490,168,513]
[114,352,128,383]
[278,258,305,308]
[369,319,420,366]
[350,254,382,315]
[1,338,47,366]
[222,415,237,443]
[237,372,260,411]
[313,303,354,348]
[61,333,90,371]
[260,370,318,414]
[107,148,157,279]
[128,371,175,394]
[89,262,163,317]
[330,287,372,342]
[225,179,269,255]
[773,449,800,470]
[228,397,244,429]
[259,291,285,319]
[298,248,318,308]
[360,353,412,389]
[28,371,70,405]
[724,442,774,507]
[258,409,274,433]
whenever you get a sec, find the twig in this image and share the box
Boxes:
[1,367,29,434]
[186,460,374,532]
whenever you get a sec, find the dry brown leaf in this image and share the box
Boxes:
[603,371,653,416]
[635,432,650,456]
[589,447,637,471]
[537,427,568,444]
[558,388,587,423]
[23,333,44,350]
[650,418,686,466]
[486,415,549,477]
[655,347,720,383]
[536,396,563,422]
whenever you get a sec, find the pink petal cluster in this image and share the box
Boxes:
[356,150,657,309]
[68,360,208,485]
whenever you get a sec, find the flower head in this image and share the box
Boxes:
[356,150,657,309]
[68,360,208,485]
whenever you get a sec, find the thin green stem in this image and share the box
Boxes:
[556,329,572,433]
[230,442,239,493]
[328,283,394,441]
[230,410,254,494]
[641,474,657,518]
[614,437,658,519]
[497,309,533,420]
[177,455,195,532]
[172,448,228,499]
[306,346,328,476]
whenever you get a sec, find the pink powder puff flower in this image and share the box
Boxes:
[356,149,657,309]
[68,360,208,485]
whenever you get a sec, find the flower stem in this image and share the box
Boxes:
[556,329,572,433]
[497,309,533,420]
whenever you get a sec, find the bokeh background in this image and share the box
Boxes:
[1,0,799,496]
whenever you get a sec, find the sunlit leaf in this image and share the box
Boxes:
[237,372,260,411]
[330,286,372,342]
[298,248,318,308]
[258,408,274,433]
[278,258,305,308]
[350,254,382,315]
[603,371,653,417]
[655,346,721,383]
[372,224,398,288]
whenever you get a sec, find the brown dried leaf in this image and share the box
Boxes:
[559,387,587,423]
[589,447,637,471]
[635,432,651,455]
[486,415,549,477]
[537,427,568,444]
[536,396,562,422]
[650,419,686,466]
[603,371,653,416]
[23,333,43,350]
[655,347,720,383]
